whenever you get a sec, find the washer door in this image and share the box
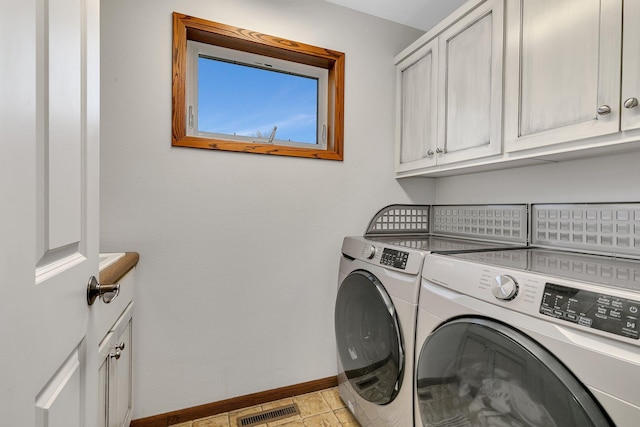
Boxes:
[416,317,613,427]
[335,269,404,405]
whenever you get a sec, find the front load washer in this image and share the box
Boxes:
[335,204,529,427]
[415,246,640,427]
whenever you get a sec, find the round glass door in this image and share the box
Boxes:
[334,270,404,405]
[416,317,613,427]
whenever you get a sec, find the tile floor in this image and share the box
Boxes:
[169,387,361,427]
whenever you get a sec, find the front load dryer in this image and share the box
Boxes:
[335,236,424,427]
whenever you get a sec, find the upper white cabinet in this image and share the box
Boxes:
[437,2,503,164]
[621,0,640,132]
[396,39,439,172]
[395,0,504,176]
[504,0,635,151]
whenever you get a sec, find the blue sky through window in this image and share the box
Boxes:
[197,56,319,144]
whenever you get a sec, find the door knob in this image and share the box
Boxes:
[87,276,120,305]
[427,149,434,156]
[624,97,639,109]
[597,105,612,115]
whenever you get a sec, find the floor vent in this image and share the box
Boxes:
[237,403,300,427]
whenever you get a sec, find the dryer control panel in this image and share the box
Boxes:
[380,248,409,270]
[340,236,423,275]
[540,283,639,340]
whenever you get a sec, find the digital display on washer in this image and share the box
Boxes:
[540,283,639,340]
[380,248,409,270]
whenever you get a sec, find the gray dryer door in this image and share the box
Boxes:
[415,317,613,427]
[335,269,404,405]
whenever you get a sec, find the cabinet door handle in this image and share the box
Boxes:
[597,105,612,115]
[115,342,125,351]
[435,147,444,154]
[109,350,121,360]
[624,97,639,109]
[427,150,434,156]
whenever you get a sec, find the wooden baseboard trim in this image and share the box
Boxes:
[130,376,338,427]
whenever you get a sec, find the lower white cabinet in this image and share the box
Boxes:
[96,255,137,427]
[99,302,133,427]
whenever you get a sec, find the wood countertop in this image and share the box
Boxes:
[99,252,139,284]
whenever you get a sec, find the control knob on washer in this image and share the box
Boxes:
[366,245,376,259]
[492,275,518,301]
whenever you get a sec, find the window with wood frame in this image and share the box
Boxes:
[172,12,345,160]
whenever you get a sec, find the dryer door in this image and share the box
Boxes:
[335,269,404,405]
[415,317,613,427]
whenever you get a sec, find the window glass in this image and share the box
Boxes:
[196,56,319,144]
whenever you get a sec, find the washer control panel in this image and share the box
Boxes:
[380,248,409,270]
[423,252,640,344]
[540,283,639,340]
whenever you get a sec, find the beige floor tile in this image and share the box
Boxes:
[293,393,331,418]
[301,412,340,427]
[267,415,302,427]
[319,388,345,411]
[273,421,304,427]
[193,413,231,427]
[333,408,359,426]
[261,397,294,411]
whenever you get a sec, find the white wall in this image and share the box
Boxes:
[434,151,640,204]
[100,0,430,419]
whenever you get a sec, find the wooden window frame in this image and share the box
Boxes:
[172,12,345,161]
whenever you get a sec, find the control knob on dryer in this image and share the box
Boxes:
[366,245,376,259]
[492,275,518,301]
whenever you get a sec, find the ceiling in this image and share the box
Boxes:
[324,0,468,31]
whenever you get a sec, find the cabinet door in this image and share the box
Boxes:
[98,332,115,427]
[110,304,133,427]
[395,39,439,172]
[437,0,504,165]
[621,0,640,131]
[505,0,622,151]
[98,303,133,427]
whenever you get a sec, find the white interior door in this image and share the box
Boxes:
[1,0,100,425]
